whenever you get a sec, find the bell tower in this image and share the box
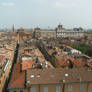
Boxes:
[12,24,15,32]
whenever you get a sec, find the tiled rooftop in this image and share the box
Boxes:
[7,35,92,90]
[72,59,85,67]
[8,60,25,89]
[26,68,92,86]
[0,55,5,65]
[22,60,34,70]
[58,60,70,67]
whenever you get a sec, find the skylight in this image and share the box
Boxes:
[37,74,40,78]
[30,74,34,78]
[65,74,69,77]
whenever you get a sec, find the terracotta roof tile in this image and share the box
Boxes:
[72,59,85,67]
[8,60,25,89]
[26,68,92,85]
[0,55,5,65]
[58,60,70,67]
[22,60,34,70]
[0,55,5,62]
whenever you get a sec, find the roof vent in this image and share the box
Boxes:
[65,73,69,77]
[30,74,34,78]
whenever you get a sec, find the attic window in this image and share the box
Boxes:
[65,74,69,77]
[37,74,40,78]
[30,74,34,78]
[50,74,54,78]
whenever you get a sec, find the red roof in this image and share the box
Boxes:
[58,60,70,67]
[72,59,85,67]
[13,34,18,38]
[22,60,34,71]
[0,55,5,62]
[0,55,5,65]
[9,60,25,89]
[27,68,92,85]
[58,57,86,67]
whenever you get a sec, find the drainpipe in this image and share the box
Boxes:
[39,84,40,92]
[86,82,89,92]
[62,83,65,92]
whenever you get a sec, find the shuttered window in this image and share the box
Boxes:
[56,86,60,92]
[68,85,72,92]
[31,88,36,92]
[80,85,84,91]
[44,87,48,92]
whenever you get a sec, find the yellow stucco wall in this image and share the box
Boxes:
[9,90,14,92]
[9,89,28,92]
[8,83,92,92]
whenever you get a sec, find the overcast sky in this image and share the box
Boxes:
[0,0,92,29]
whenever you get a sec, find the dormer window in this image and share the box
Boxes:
[50,74,54,78]
[30,74,34,78]
[65,73,69,77]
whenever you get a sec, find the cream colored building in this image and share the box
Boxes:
[34,24,84,39]
[56,24,84,38]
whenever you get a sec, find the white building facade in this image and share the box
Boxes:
[56,24,84,38]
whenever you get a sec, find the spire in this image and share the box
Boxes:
[58,23,63,29]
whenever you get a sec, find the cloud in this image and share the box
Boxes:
[31,0,47,3]
[31,0,53,4]
[53,1,77,8]
[1,2,15,7]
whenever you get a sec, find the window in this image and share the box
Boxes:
[56,86,60,92]
[50,74,54,78]
[80,85,84,91]
[31,88,36,92]
[30,74,34,78]
[44,87,48,92]
[68,85,72,92]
